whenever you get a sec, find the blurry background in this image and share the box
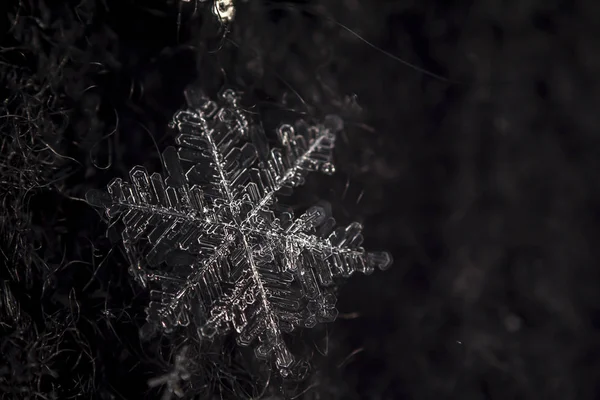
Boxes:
[1,0,599,398]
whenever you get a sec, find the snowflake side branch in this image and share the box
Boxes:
[242,129,335,227]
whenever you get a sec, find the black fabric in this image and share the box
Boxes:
[1,0,599,399]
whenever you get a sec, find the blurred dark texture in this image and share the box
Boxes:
[1,0,599,399]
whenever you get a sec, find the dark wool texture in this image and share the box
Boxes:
[1,0,599,399]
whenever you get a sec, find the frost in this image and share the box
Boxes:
[86,86,392,376]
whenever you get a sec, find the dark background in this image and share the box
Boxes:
[1,0,599,399]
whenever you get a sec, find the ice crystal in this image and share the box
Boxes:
[86,85,392,376]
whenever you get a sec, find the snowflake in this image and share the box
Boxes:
[86,85,392,376]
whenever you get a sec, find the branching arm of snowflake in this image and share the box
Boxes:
[147,346,191,400]
[86,85,392,376]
